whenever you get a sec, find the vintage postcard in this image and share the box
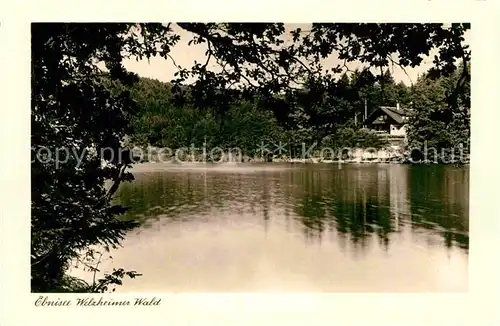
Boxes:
[1,0,499,325]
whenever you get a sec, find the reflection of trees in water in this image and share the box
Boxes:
[115,165,469,251]
[116,172,210,224]
[116,171,279,227]
[287,165,468,251]
[408,165,469,250]
[289,167,393,250]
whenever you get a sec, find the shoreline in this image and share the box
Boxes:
[128,145,469,167]
[127,160,469,173]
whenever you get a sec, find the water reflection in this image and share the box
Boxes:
[121,165,468,250]
[110,163,468,291]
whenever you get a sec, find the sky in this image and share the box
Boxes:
[122,23,471,87]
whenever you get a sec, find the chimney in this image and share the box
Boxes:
[396,102,400,110]
[364,98,367,121]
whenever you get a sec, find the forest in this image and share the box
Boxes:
[105,62,469,162]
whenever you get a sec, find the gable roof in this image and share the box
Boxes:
[366,106,412,125]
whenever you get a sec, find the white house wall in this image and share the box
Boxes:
[390,124,407,136]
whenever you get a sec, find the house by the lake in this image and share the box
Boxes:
[364,103,412,148]
[365,104,411,136]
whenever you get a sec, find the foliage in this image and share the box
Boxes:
[31,23,180,292]
[115,70,410,158]
[104,23,470,161]
[406,62,470,163]
[321,126,389,151]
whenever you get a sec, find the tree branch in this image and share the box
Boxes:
[387,55,414,87]
[167,53,182,71]
[105,163,128,203]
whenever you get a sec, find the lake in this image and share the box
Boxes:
[98,163,469,292]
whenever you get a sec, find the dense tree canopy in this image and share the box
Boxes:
[31,23,470,292]
[407,62,470,162]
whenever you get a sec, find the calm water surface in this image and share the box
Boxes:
[99,163,469,292]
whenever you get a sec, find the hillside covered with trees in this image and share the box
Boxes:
[105,63,469,162]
